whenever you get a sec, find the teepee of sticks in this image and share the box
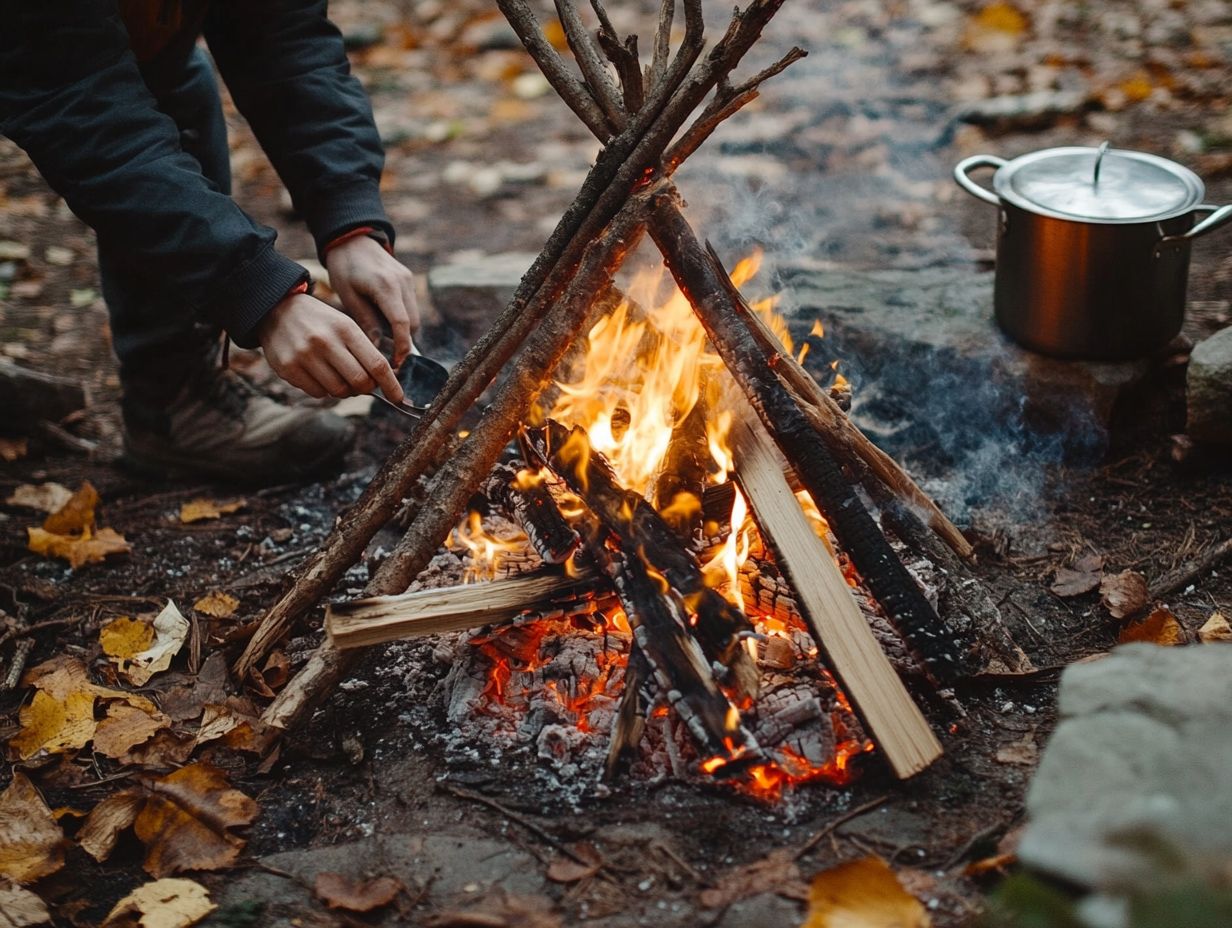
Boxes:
[235,0,1019,780]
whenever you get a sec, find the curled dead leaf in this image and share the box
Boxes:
[79,792,144,863]
[101,878,214,928]
[545,858,600,884]
[1049,555,1103,598]
[1199,611,1232,644]
[1118,607,1184,646]
[179,498,245,524]
[803,856,930,928]
[42,481,98,535]
[1099,570,1150,620]
[5,482,73,513]
[105,602,188,686]
[134,763,259,877]
[0,774,65,884]
[191,592,239,619]
[26,525,130,569]
[0,881,52,926]
[93,702,171,759]
[313,873,403,912]
[194,704,278,755]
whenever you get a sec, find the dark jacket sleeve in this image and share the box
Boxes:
[0,1,309,347]
[204,0,395,260]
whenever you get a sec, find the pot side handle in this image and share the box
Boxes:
[1175,204,1232,242]
[953,155,1007,206]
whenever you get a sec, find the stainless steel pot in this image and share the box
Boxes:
[955,143,1232,360]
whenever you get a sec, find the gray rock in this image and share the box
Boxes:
[427,251,538,343]
[1187,325,1232,445]
[1018,643,1232,891]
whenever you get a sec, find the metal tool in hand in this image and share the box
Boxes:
[370,340,450,420]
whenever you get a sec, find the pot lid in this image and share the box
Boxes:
[993,145,1205,222]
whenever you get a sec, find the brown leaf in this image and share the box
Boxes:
[1119,607,1185,646]
[42,481,99,535]
[191,592,239,619]
[93,702,171,759]
[313,873,403,912]
[0,881,52,926]
[179,499,245,524]
[194,704,278,755]
[0,774,65,883]
[160,653,231,722]
[101,878,214,928]
[134,763,259,878]
[5,483,73,513]
[699,849,804,909]
[26,525,130,569]
[1050,562,1102,598]
[0,436,28,462]
[121,730,197,769]
[545,858,600,884]
[79,791,144,863]
[803,856,930,928]
[1099,570,1150,619]
[1199,611,1232,644]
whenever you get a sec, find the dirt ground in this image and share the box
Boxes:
[1,0,1230,925]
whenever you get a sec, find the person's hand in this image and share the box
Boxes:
[324,234,420,368]
[255,292,405,403]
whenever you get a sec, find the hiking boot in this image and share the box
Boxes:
[122,365,355,485]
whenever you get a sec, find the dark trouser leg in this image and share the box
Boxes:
[103,48,232,420]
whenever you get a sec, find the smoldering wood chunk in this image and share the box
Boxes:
[650,399,710,546]
[484,463,581,566]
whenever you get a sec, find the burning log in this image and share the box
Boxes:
[523,420,759,698]
[650,398,710,546]
[325,568,603,650]
[648,197,962,682]
[605,644,652,779]
[729,410,942,778]
[588,532,763,771]
[484,464,581,566]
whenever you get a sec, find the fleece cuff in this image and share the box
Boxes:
[204,244,310,349]
[302,178,396,263]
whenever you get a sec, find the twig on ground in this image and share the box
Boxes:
[793,795,890,860]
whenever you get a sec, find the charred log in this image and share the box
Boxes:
[484,464,582,566]
[650,398,710,547]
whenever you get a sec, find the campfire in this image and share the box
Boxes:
[233,0,1031,796]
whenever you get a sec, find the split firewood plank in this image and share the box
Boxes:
[731,408,942,779]
[325,569,601,649]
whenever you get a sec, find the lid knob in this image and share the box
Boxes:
[1092,140,1110,187]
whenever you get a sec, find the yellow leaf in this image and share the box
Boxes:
[102,878,214,928]
[26,525,130,569]
[1199,611,1232,644]
[0,774,65,884]
[117,601,188,686]
[42,481,99,535]
[179,498,245,524]
[133,763,260,878]
[101,616,156,660]
[10,689,97,759]
[1121,71,1154,103]
[0,882,52,926]
[1118,607,1184,646]
[192,592,239,619]
[971,2,1027,35]
[803,856,931,928]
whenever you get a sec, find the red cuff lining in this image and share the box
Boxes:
[324,226,393,255]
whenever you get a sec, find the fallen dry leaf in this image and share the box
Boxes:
[0,436,28,462]
[0,881,52,927]
[41,482,99,534]
[1049,555,1103,598]
[0,774,65,884]
[803,856,930,928]
[101,616,156,662]
[192,592,239,619]
[5,482,73,513]
[111,602,189,686]
[79,792,145,863]
[1199,611,1232,644]
[134,763,260,877]
[26,525,131,569]
[1099,569,1150,619]
[995,733,1038,766]
[545,858,600,884]
[179,498,245,524]
[194,704,277,755]
[1119,607,1185,646]
[122,730,197,769]
[160,654,230,723]
[102,878,214,928]
[93,702,171,759]
[699,849,806,910]
[313,873,403,912]
[10,656,162,760]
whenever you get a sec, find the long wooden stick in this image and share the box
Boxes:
[731,409,942,778]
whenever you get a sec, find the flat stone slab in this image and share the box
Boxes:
[1187,325,1232,445]
[1018,643,1232,890]
[427,251,538,343]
